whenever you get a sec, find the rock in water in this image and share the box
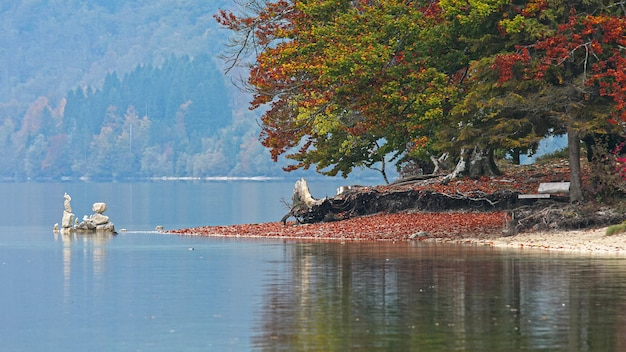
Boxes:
[76,221,96,231]
[61,193,76,229]
[96,222,115,232]
[92,202,107,214]
[63,193,72,213]
[91,213,110,225]
[62,211,75,229]
[74,201,116,233]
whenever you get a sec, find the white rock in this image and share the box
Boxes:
[63,193,72,213]
[91,213,110,225]
[92,202,107,214]
[62,211,75,228]
[96,222,115,232]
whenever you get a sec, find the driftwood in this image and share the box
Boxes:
[281,178,325,225]
[281,178,521,225]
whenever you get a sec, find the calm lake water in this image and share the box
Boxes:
[2,181,626,351]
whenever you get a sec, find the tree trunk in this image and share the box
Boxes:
[443,147,500,181]
[379,158,389,185]
[468,147,500,177]
[430,152,450,174]
[291,178,323,208]
[443,149,467,181]
[510,148,521,165]
[282,178,324,224]
[567,124,584,202]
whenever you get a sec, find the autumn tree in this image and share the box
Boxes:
[486,0,626,201]
[217,0,465,183]
[435,1,554,175]
[218,0,626,190]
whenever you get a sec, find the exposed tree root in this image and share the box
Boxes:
[510,202,626,232]
[283,184,520,225]
[281,180,626,235]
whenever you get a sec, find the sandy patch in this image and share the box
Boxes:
[455,227,626,255]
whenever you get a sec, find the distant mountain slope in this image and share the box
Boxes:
[0,1,386,182]
[0,0,232,106]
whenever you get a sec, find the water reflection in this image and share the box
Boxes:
[254,242,626,351]
[53,230,116,303]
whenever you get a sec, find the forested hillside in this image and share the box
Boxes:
[0,0,318,180]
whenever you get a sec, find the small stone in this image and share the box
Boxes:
[408,231,429,239]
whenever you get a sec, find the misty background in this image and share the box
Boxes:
[0,0,390,182]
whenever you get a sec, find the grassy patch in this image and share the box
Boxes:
[606,221,626,236]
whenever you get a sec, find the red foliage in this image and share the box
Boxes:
[41,134,68,171]
[613,142,626,180]
[171,211,506,241]
[492,47,531,83]
[519,11,626,121]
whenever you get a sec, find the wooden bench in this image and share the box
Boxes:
[518,182,570,200]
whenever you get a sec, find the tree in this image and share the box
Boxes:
[490,0,626,201]
[218,0,626,188]
[217,0,462,182]
[113,105,151,178]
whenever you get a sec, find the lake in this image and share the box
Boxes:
[1,181,626,351]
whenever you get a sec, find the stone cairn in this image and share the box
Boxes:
[60,193,75,230]
[76,202,116,232]
[57,193,116,233]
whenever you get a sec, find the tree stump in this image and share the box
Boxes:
[281,178,325,224]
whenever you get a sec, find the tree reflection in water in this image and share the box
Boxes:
[253,242,626,351]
